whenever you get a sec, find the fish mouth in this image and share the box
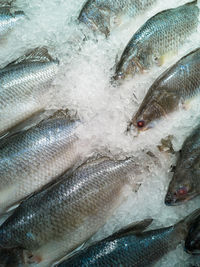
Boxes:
[184,247,200,255]
[165,192,196,206]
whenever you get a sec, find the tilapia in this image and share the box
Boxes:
[0,112,81,214]
[0,47,59,136]
[113,1,199,80]
[0,156,145,266]
[78,0,157,36]
[185,214,200,255]
[58,209,200,267]
[165,124,200,206]
[131,47,200,131]
[0,1,24,38]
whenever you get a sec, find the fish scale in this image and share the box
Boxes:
[114,1,199,80]
[0,48,59,136]
[0,157,147,266]
[78,0,157,36]
[0,117,80,215]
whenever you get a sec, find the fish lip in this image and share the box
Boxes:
[164,192,197,206]
[184,247,200,255]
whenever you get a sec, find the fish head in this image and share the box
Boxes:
[165,167,200,205]
[131,100,163,131]
[113,53,143,81]
[78,4,110,36]
[185,216,200,255]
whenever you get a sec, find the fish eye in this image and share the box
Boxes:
[137,120,145,128]
[176,186,188,196]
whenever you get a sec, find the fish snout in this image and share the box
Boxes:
[165,192,176,206]
[185,239,200,255]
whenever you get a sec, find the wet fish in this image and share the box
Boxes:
[131,47,200,131]
[114,1,199,80]
[0,112,80,214]
[78,0,157,36]
[185,214,200,255]
[0,1,24,38]
[165,124,200,206]
[0,47,59,136]
[58,209,200,267]
[0,156,146,266]
[0,248,24,267]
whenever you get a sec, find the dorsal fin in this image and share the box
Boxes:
[6,47,55,67]
[105,219,153,241]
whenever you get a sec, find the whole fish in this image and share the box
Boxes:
[113,1,199,80]
[165,124,200,206]
[0,47,59,136]
[0,1,24,38]
[185,214,200,255]
[131,47,200,131]
[0,112,80,214]
[78,0,157,36]
[58,209,200,267]
[0,156,145,266]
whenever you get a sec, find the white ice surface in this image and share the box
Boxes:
[3,0,200,266]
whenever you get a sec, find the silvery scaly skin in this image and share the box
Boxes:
[0,157,145,266]
[0,1,25,38]
[78,0,157,36]
[113,1,199,80]
[131,47,200,131]
[0,47,59,137]
[0,114,80,215]
[165,124,200,206]
[185,215,200,255]
[58,209,200,267]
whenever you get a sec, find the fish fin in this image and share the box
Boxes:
[105,219,153,241]
[176,208,200,231]
[6,47,56,67]
[157,51,176,66]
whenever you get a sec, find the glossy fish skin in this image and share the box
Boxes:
[131,47,200,131]
[0,157,142,266]
[58,209,200,267]
[185,215,200,255]
[78,0,156,36]
[0,115,80,214]
[0,47,59,136]
[114,1,199,80]
[0,2,25,38]
[165,124,200,206]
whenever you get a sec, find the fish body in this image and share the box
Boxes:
[0,115,80,214]
[114,1,199,80]
[0,47,59,136]
[131,47,200,131]
[0,1,24,38]
[0,157,141,266]
[59,209,200,267]
[78,0,157,36]
[165,124,200,206]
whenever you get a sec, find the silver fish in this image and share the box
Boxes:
[0,112,81,214]
[0,1,24,38]
[131,48,200,131]
[114,0,199,80]
[0,47,59,136]
[0,156,147,266]
[78,0,157,36]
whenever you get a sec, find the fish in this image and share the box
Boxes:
[0,47,59,137]
[0,248,24,267]
[0,156,149,266]
[0,111,81,215]
[113,1,199,81]
[0,1,25,38]
[78,0,157,36]
[165,124,200,206]
[130,47,200,131]
[185,213,200,255]
[58,209,200,267]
